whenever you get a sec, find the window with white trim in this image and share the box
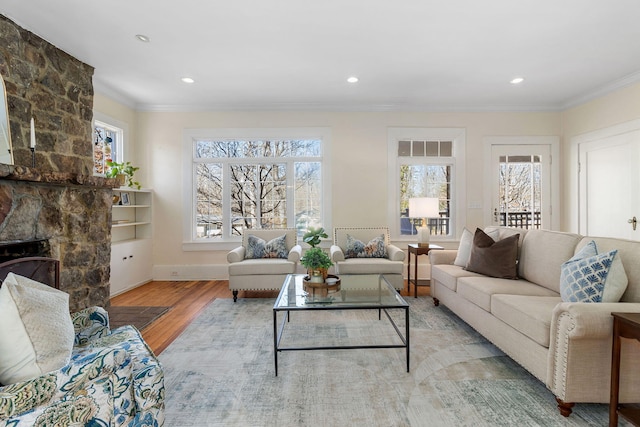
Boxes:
[184,128,330,245]
[93,120,123,175]
[388,128,466,241]
[399,139,453,237]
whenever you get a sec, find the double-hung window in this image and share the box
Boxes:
[388,128,466,241]
[184,128,331,247]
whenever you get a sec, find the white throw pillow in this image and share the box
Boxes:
[0,273,74,385]
[454,227,500,267]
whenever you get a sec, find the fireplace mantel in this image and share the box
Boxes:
[0,163,119,188]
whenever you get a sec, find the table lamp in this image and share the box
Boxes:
[409,197,439,247]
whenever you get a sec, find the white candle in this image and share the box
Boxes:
[30,118,36,149]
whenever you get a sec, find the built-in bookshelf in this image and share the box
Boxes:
[111,189,152,243]
[110,188,153,296]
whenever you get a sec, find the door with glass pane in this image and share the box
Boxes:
[490,145,551,229]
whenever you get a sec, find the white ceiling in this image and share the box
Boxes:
[3,0,640,112]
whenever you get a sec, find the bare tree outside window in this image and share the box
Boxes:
[499,155,541,229]
[400,164,451,236]
[398,139,453,238]
[194,139,322,239]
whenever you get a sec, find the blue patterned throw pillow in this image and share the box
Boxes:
[245,234,288,259]
[560,241,628,303]
[344,234,388,259]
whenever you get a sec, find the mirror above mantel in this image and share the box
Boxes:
[0,73,13,165]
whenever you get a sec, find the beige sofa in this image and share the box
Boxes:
[429,226,640,416]
[330,227,405,290]
[227,228,302,301]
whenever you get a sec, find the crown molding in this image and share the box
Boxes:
[92,79,137,110]
[561,70,640,110]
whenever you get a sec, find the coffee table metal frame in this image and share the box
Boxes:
[273,274,410,376]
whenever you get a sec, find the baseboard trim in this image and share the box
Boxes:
[153,264,230,281]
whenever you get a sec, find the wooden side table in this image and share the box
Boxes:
[407,243,443,298]
[610,312,640,426]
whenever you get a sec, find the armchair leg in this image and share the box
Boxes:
[232,290,238,302]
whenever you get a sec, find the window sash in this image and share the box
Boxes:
[388,127,466,242]
[189,137,324,242]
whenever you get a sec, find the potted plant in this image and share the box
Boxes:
[302,226,328,248]
[300,247,333,282]
[300,227,332,282]
[106,160,141,189]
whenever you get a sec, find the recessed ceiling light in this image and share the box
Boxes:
[510,77,524,84]
[347,76,359,83]
[135,34,150,43]
[181,77,195,84]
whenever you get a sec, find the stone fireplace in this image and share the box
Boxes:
[0,14,115,311]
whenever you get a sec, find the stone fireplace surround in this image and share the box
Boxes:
[0,15,116,311]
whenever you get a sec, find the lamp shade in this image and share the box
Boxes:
[409,197,439,218]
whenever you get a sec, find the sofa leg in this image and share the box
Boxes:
[232,291,238,302]
[555,397,574,417]
[433,297,439,306]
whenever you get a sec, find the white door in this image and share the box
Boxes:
[579,130,640,239]
[489,144,552,229]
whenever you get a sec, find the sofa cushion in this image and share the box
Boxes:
[560,241,628,303]
[454,227,501,267]
[431,264,483,292]
[245,234,288,259]
[345,234,387,259]
[0,273,75,385]
[577,236,640,303]
[491,295,560,348]
[465,228,519,279]
[228,258,296,275]
[457,276,559,312]
[518,229,582,292]
[335,258,404,275]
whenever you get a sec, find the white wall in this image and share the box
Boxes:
[560,82,640,232]
[129,110,558,279]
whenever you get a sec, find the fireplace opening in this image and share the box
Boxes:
[0,239,50,263]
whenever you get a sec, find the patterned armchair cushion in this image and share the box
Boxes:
[344,234,388,259]
[0,307,165,427]
[0,346,134,426]
[80,325,165,415]
[73,306,111,345]
[244,234,288,259]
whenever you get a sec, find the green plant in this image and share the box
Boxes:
[302,226,328,248]
[106,160,141,189]
[300,247,333,270]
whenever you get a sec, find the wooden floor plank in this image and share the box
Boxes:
[110,279,429,355]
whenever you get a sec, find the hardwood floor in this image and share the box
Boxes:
[110,279,429,355]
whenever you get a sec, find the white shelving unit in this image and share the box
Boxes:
[110,188,153,296]
[111,189,152,243]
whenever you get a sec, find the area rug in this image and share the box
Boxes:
[159,298,618,426]
[107,306,171,330]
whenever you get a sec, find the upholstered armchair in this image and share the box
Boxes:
[330,227,405,290]
[227,228,302,302]
[0,258,165,427]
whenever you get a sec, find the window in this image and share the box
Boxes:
[184,128,331,247]
[93,120,123,175]
[388,128,466,241]
[498,154,542,229]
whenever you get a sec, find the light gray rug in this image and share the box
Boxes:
[159,298,620,426]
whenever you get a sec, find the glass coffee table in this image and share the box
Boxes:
[273,274,410,376]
